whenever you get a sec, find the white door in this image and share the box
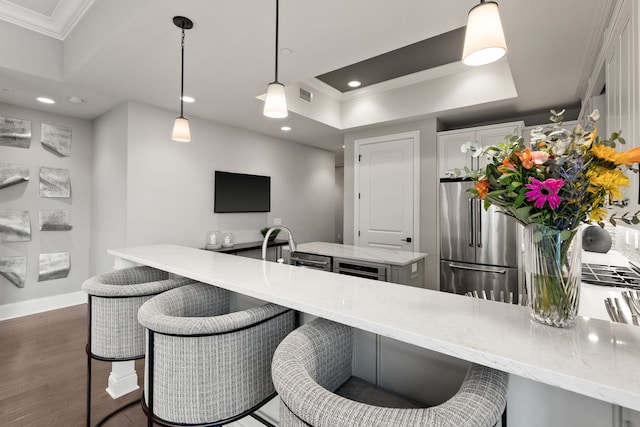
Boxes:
[355,132,419,251]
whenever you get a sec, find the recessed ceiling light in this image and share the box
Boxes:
[37,97,55,104]
[68,96,84,104]
[280,48,293,55]
[347,80,361,88]
[281,126,291,131]
[181,95,195,103]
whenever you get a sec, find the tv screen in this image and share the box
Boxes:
[214,171,271,213]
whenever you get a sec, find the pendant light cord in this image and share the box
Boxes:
[180,27,185,118]
[273,0,279,84]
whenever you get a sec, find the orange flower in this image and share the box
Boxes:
[618,146,640,165]
[475,179,491,200]
[515,148,534,169]
[498,158,516,173]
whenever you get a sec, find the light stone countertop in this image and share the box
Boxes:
[109,244,640,411]
[295,241,427,266]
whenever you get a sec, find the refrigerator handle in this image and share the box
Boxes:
[476,199,483,248]
[448,262,507,274]
[468,197,474,247]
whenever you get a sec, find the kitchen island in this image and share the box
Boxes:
[293,241,426,287]
[108,244,640,417]
[295,241,427,266]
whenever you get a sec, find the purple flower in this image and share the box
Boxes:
[525,177,564,209]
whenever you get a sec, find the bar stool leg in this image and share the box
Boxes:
[86,351,92,427]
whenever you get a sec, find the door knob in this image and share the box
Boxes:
[401,237,412,243]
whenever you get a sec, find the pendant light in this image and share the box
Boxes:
[172,16,194,142]
[263,0,288,118]
[462,1,507,66]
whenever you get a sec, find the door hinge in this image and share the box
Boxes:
[358,230,361,237]
[358,154,362,162]
[358,193,361,199]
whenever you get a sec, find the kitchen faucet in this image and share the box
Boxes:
[262,225,297,261]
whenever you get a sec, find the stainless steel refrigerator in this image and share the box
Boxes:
[439,178,520,302]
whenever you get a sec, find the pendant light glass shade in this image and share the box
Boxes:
[462,1,507,66]
[264,82,288,118]
[172,117,191,142]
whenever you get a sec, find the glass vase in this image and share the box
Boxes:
[523,223,582,328]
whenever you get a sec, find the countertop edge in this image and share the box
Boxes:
[108,244,640,412]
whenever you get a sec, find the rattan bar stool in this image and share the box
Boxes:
[82,265,193,427]
[272,318,509,427]
[137,282,296,427]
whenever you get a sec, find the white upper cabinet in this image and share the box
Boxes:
[437,130,476,178]
[437,122,523,178]
[583,0,639,210]
[604,0,637,208]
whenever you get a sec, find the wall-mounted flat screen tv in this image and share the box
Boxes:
[214,170,271,213]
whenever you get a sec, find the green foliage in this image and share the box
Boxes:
[458,109,636,231]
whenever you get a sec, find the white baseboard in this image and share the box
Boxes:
[0,291,87,321]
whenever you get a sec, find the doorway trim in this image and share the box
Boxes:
[353,131,420,251]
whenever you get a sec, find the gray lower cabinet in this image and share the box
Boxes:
[332,256,425,288]
[390,258,424,287]
[353,330,470,406]
[622,407,640,427]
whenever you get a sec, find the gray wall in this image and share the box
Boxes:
[335,166,344,243]
[1,99,336,310]
[93,101,336,273]
[0,102,92,304]
[343,118,439,290]
[91,103,128,275]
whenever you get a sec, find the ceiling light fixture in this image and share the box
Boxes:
[37,97,55,104]
[181,95,195,103]
[171,16,194,143]
[281,126,291,131]
[263,0,288,118]
[462,0,507,66]
[347,80,361,88]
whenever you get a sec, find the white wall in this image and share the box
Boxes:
[343,118,439,290]
[0,102,92,305]
[91,101,336,272]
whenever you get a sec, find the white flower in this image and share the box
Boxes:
[461,141,483,157]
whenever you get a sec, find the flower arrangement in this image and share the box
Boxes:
[460,109,640,232]
[457,109,640,327]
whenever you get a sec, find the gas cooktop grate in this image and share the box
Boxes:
[581,263,640,290]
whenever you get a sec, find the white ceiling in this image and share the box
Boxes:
[0,0,613,155]
[0,0,94,38]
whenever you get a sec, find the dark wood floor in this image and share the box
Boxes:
[0,304,150,426]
